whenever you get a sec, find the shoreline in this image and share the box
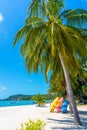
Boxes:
[0,104,87,130]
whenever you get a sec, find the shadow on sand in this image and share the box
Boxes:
[46,110,87,130]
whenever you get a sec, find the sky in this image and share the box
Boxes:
[0,0,87,99]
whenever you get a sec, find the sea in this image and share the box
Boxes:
[0,100,50,107]
[0,100,36,107]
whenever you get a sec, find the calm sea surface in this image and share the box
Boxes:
[0,100,36,107]
[0,100,50,107]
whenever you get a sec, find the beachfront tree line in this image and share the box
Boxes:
[14,0,87,126]
[48,73,87,98]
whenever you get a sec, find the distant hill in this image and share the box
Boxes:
[3,94,33,101]
[2,93,52,101]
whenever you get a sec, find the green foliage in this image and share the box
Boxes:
[48,77,66,97]
[32,94,46,106]
[4,94,33,101]
[48,68,87,99]
[71,74,87,98]
[60,9,87,27]
[82,85,87,95]
[16,119,45,130]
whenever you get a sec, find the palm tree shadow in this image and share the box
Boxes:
[79,110,87,115]
[46,117,75,129]
[46,110,87,130]
[79,110,87,127]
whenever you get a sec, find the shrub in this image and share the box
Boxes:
[16,119,45,130]
[32,94,46,106]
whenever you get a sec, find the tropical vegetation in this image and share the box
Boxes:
[48,73,87,100]
[16,119,45,130]
[14,0,87,126]
[32,94,46,106]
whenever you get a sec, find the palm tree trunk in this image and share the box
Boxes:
[59,53,82,126]
[69,102,73,116]
[66,94,73,116]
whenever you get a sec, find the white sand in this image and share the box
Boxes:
[0,104,87,130]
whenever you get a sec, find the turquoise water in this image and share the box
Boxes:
[0,100,36,107]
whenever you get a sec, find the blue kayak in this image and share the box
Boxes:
[61,99,69,113]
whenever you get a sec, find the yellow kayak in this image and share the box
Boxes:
[50,97,59,112]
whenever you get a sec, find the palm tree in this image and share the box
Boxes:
[14,0,87,125]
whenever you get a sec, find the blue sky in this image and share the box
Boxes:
[0,0,87,99]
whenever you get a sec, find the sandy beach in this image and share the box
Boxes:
[0,104,87,130]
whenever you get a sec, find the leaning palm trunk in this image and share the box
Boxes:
[66,94,73,116]
[59,53,82,126]
[69,102,73,116]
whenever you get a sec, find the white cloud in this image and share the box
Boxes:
[0,85,6,91]
[25,79,32,83]
[0,12,4,23]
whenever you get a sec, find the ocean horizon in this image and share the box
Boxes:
[0,100,36,107]
[0,100,50,107]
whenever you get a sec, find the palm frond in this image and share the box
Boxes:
[13,26,30,46]
[60,9,87,27]
[47,0,64,16]
[28,0,40,17]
